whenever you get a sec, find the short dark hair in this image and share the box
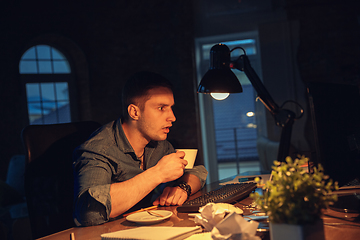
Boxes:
[121,71,173,121]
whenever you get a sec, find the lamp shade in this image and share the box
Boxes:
[197,44,242,94]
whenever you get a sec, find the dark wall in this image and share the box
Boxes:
[194,0,360,156]
[288,1,360,85]
[1,0,360,180]
[288,1,360,154]
[0,0,200,180]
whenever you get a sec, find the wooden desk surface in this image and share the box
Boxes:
[38,182,360,240]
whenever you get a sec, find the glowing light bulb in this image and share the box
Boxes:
[246,112,255,117]
[210,93,230,100]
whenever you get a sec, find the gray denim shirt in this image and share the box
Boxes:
[73,118,208,226]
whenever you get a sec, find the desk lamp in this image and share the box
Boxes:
[197,43,304,162]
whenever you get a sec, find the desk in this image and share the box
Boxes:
[38,181,360,240]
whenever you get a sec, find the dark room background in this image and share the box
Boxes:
[1,1,360,239]
[1,0,360,183]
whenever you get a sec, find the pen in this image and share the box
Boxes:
[123,205,158,217]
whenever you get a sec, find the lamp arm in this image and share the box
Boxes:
[231,54,301,162]
[232,55,279,115]
[231,54,302,127]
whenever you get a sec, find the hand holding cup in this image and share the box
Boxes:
[175,149,198,169]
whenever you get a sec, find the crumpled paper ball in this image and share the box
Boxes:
[194,203,261,240]
[194,203,228,231]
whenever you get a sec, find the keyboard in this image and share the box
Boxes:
[177,182,257,213]
[339,178,360,190]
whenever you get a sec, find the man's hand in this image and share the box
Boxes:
[152,186,188,206]
[153,151,188,183]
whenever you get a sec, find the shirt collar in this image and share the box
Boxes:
[115,118,158,154]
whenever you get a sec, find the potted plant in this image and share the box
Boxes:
[250,156,338,240]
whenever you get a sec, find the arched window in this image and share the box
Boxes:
[19,45,74,125]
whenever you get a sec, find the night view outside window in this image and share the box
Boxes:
[19,45,72,125]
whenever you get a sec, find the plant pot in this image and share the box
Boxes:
[269,220,325,240]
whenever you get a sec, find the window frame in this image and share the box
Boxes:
[19,44,78,125]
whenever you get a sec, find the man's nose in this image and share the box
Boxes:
[168,109,176,122]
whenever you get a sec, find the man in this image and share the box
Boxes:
[73,71,208,226]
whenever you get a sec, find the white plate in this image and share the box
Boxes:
[126,210,173,225]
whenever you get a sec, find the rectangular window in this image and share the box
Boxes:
[26,82,71,125]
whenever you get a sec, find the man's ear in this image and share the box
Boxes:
[128,104,140,120]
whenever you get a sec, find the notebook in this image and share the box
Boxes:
[100,226,202,240]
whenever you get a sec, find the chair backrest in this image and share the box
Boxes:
[21,121,101,239]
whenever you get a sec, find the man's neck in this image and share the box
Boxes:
[121,121,149,157]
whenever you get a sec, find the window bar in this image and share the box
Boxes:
[35,46,40,74]
[50,46,54,73]
[39,83,45,124]
[53,83,60,123]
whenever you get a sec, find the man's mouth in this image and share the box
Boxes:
[163,126,172,133]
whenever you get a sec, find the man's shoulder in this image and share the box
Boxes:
[78,120,120,152]
[87,120,116,139]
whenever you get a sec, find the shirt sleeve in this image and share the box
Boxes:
[184,165,208,187]
[73,151,114,226]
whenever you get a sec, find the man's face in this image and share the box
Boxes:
[137,87,176,142]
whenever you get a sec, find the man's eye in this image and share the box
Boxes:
[158,106,164,111]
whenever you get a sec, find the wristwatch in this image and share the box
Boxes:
[175,181,192,199]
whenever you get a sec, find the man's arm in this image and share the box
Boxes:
[109,151,187,218]
[74,150,187,226]
[152,172,202,206]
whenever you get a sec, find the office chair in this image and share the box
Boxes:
[21,121,101,239]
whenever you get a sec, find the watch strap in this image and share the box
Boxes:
[175,181,191,199]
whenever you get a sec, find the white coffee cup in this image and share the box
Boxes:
[176,149,198,169]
